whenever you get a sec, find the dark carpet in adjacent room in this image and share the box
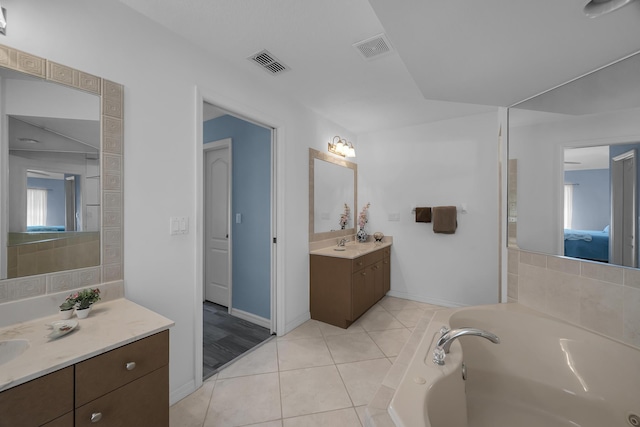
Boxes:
[203,301,273,379]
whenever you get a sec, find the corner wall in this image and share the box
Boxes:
[358,112,500,307]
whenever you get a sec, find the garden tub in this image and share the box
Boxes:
[388,303,640,427]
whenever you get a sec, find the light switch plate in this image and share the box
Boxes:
[170,217,189,235]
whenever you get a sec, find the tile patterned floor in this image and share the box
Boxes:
[170,296,444,427]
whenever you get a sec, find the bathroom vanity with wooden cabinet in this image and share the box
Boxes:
[310,242,391,328]
[0,299,173,427]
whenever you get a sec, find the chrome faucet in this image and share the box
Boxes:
[337,238,349,246]
[432,327,500,365]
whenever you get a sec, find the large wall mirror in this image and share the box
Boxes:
[0,44,123,304]
[309,148,357,243]
[508,50,640,269]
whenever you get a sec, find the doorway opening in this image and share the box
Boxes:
[201,102,275,379]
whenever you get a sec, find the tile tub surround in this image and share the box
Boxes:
[0,298,174,392]
[169,296,445,427]
[508,248,640,349]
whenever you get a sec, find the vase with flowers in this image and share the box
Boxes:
[67,288,101,319]
[357,202,370,242]
[58,298,75,319]
[339,203,351,230]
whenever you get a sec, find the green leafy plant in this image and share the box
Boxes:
[64,288,101,310]
[59,298,75,311]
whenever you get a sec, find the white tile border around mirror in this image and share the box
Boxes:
[0,44,123,313]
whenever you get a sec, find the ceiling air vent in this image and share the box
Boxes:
[248,49,290,75]
[353,34,393,60]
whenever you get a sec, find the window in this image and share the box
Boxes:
[564,184,573,229]
[27,188,47,226]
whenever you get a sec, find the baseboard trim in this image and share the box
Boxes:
[283,311,310,336]
[170,379,196,406]
[230,308,271,329]
[386,290,465,308]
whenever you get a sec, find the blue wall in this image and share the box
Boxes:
[27,177,65,227]
[564,169,610,231]
[203,115,271,320]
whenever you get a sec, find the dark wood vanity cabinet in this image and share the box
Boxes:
[0,366,74,427]
[311,246,391,328]
[0,330,169,427]
[75,330,169,427]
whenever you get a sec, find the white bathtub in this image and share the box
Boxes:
[388,303,640,427]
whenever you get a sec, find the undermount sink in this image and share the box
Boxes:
[0,339,29,366]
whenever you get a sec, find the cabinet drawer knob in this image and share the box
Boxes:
[126,362,136,371]
[91,412,102,423]
[361,272,366,276]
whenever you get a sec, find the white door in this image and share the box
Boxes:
[204,139,231,306]
[611,149,637,267]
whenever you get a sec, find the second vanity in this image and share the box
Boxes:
[310,240,391,328]
[0,299,173,426]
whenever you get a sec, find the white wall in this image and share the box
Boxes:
[358,112,500,307]
[1,0,355,403]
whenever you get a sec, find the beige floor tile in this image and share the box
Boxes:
[204,373,281,426]
[244,421,283,427]
[282,408,361,427]
[277,337,334,371]
[170,379,216,427]
[336,358,392,406]
[278,319,323,341]
[218,340,278,379]
[279,365,352,418]
[353,309,404,332]
[325,332,385,364]
[377,296,421,311]
[317,320,365,337]
[388,308,425,328]
[414,301,446,311]
[354,405,367,426]
[367,328,412,357]
[387,356,396,364]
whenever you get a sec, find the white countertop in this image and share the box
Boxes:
[310,240,392,259]
[0,298,174,392]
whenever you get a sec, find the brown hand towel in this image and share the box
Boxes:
[432,206,457,234]
[415,207,432,223]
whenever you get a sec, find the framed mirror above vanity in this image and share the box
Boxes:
[309,148,357,243]
[0,44,123,304]
[508,50,640,269]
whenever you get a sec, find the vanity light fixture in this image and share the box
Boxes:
[328,135,356,157]
[584,0,636,18]
[0,5,6,36]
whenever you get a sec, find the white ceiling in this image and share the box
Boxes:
[120,0,640,134]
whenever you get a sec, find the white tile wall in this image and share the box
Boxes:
[509,248,640,349]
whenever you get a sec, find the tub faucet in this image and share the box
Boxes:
[432,327,500,365]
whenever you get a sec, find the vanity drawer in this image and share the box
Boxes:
[352,250,383,272]
[75,330,169,407]
[0,366,73,427]
[75,365,168,427]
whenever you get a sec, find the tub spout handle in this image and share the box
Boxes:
[433,327,500,365]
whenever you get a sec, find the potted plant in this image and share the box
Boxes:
[58,298,76,319]
[71,288,101,318]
